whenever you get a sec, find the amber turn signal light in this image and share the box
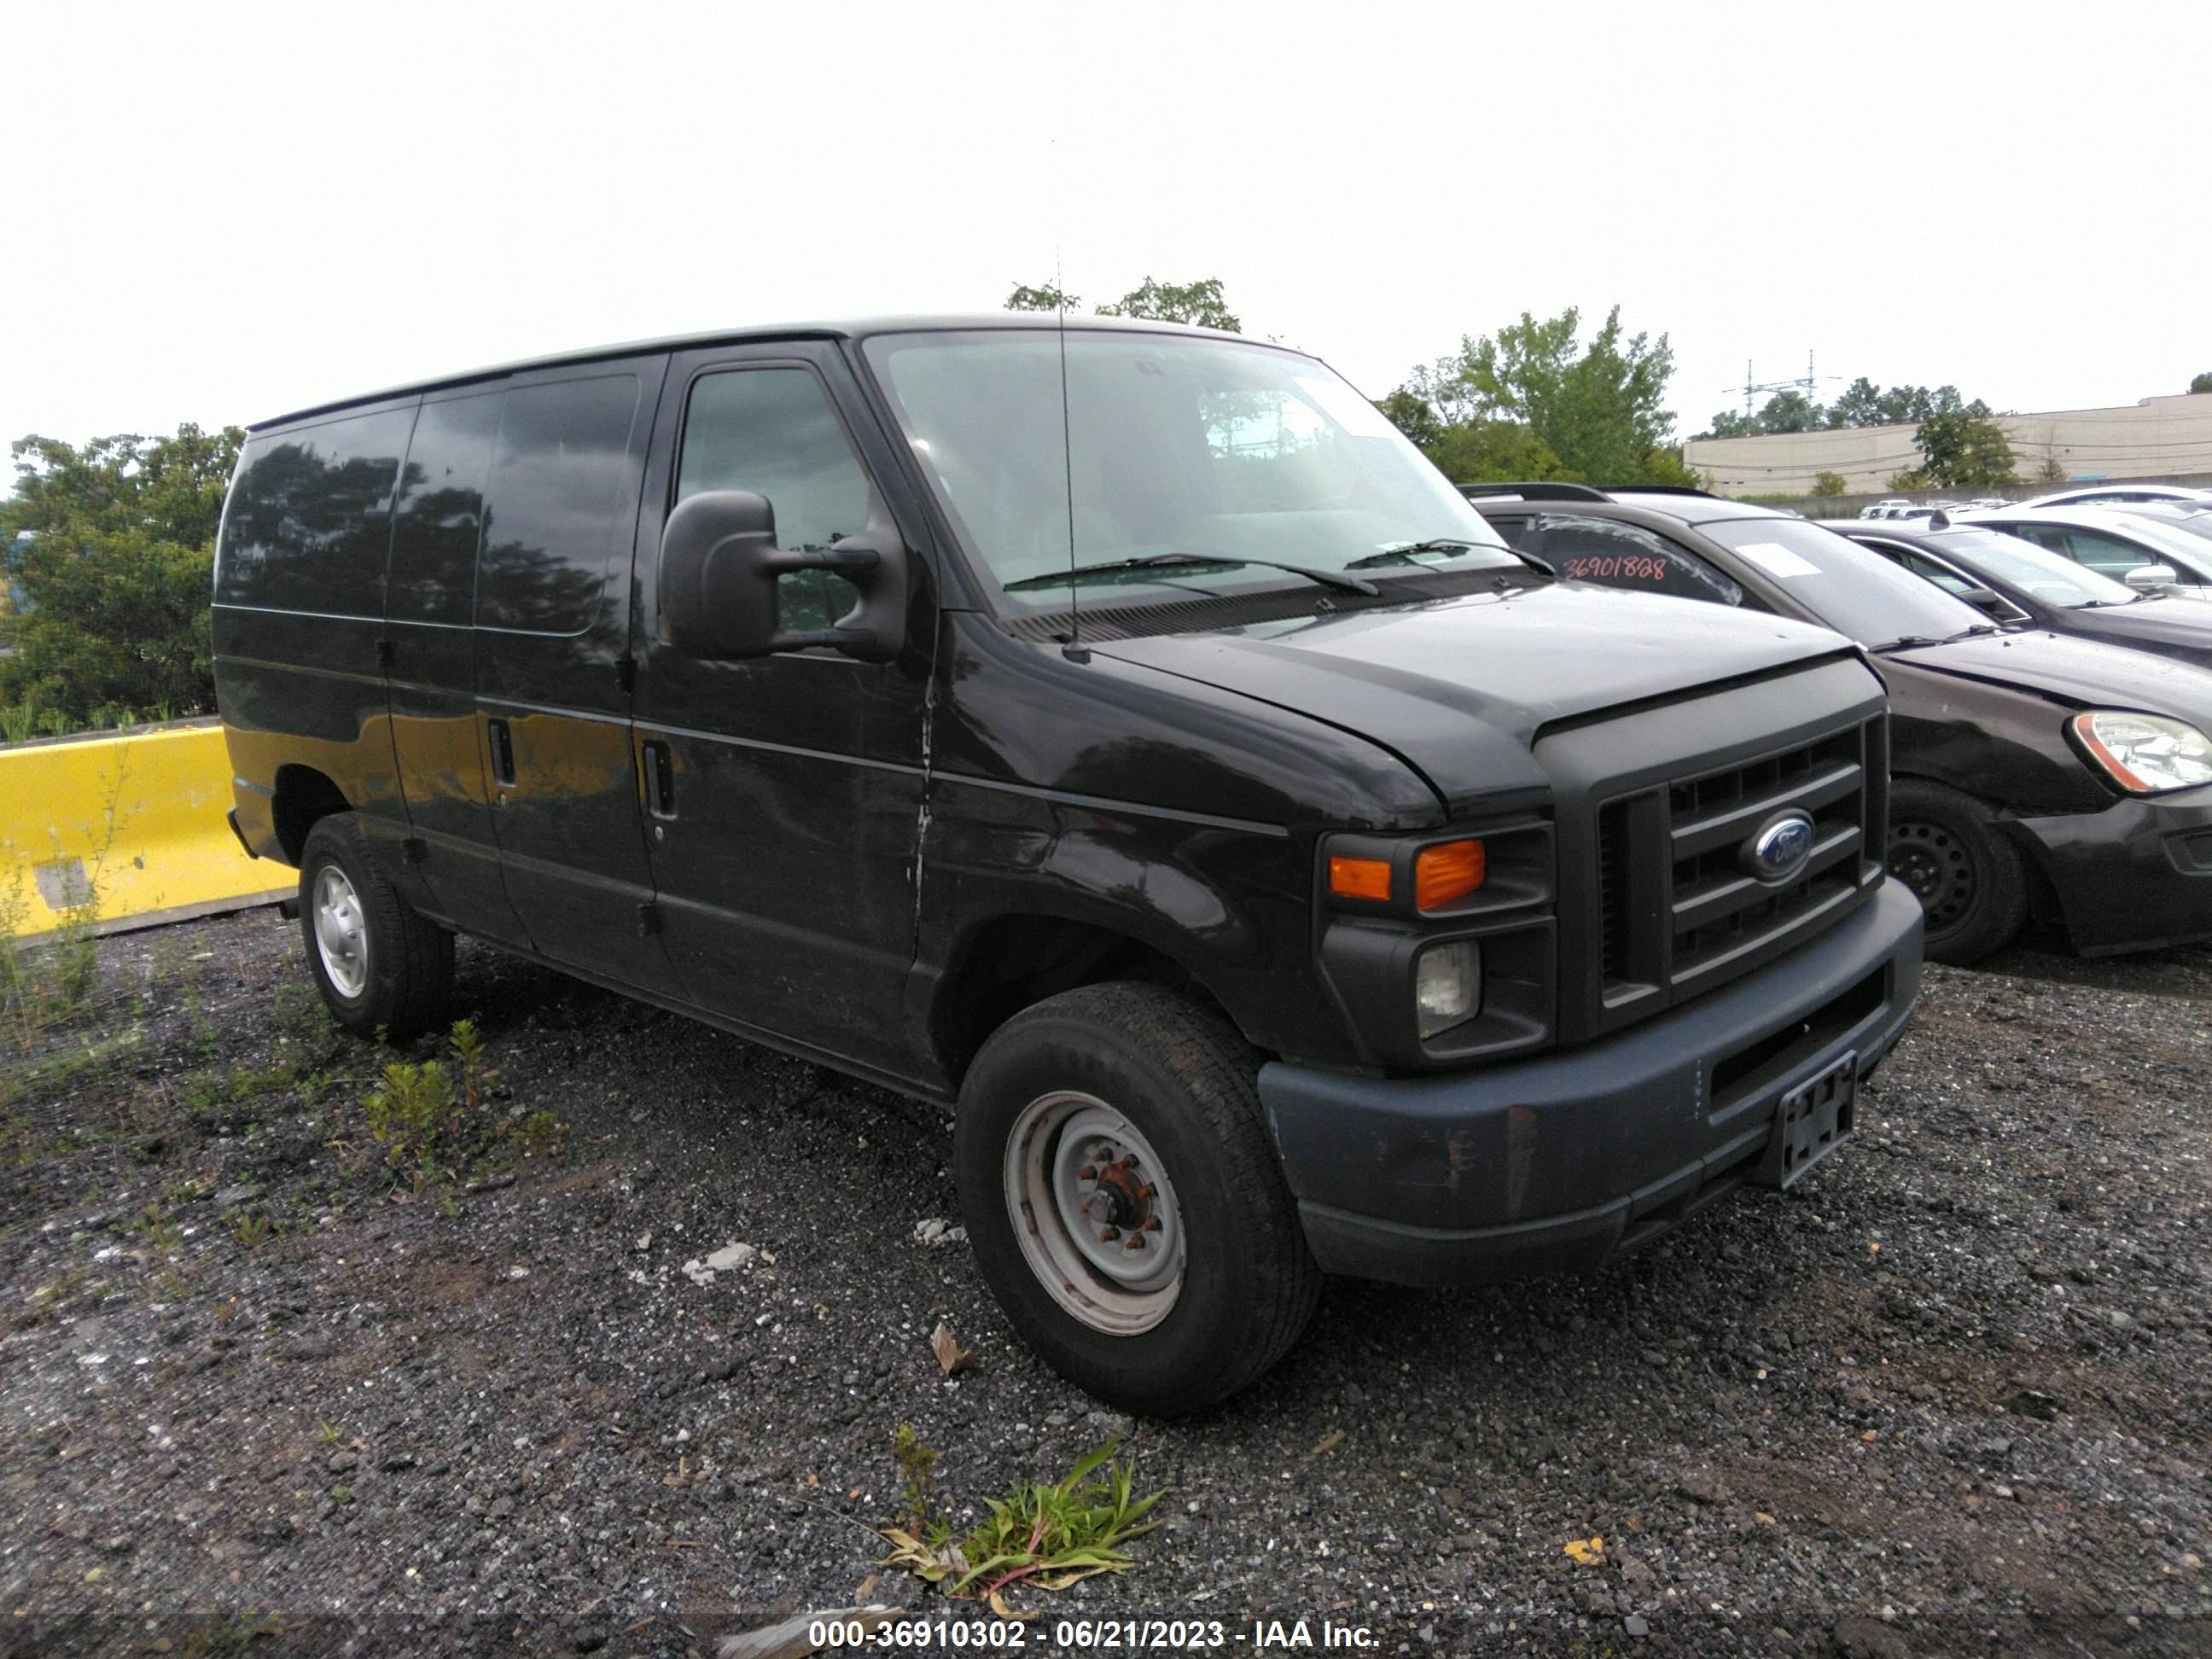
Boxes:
[1415,839,1486,911]
[1327,855,1393,902]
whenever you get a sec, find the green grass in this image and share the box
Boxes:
[880,1433,1165,1603]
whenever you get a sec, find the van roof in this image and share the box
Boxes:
[249,312,1262,431]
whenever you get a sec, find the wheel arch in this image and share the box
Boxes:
[927,911,1254,1090]
[271,765,352,865]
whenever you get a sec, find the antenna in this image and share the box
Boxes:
[1056,247,1087,662]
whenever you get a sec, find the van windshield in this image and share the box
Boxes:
[862,329,1516,609]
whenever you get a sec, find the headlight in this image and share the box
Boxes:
[2072,711,2212,794]
[1415,940,1482,1039]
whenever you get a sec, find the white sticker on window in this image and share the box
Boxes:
[1735,541,1822,579]
[1291,373,1398,439]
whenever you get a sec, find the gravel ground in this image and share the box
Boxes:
[3,907,2210,1658]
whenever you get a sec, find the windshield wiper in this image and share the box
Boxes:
[1002,552,1379,596]
[1346,538,1556,578]
[1870,624,2000,654]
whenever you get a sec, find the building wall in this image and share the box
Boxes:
[1684,393,2212,496]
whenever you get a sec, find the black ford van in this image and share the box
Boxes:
[213,316,1922,1412]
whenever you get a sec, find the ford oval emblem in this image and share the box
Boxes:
[1743,809,1816,885]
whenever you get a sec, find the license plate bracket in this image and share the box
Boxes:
[1757,1049,1857,1189]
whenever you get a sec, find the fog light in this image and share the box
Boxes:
[1415,940,1482,1039]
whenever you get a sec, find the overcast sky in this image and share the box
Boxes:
[6,0,2208,456]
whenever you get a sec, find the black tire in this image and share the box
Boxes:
[954,982,1321,1417]
[1886,779,2029,965]
[297,813,453,1038]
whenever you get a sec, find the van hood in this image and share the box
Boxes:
[1093,584,1860,806]
[1883,628,2212,725]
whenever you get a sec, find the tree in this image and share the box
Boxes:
[1696,410,1759,439]
[1004,275,1243,332]
[1004,282,1079,312]
[1423,306,1676,484]
[1948,419,2019,487]
[1095,276,1241,333]
[1757,389,1825,434]
[1813,470,1848,498]
[0,424,242,723]
[2192,371,2212,394]
[1913,405,2017,488]
[1633,447,1704,489]
[1427,420,1569,484]
[1826,377,1888,428]
[1374,388,1444,451]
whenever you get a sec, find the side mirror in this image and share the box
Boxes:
[659,490,910,664]
[2124,564,2180,594]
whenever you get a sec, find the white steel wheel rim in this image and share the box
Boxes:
[312,864,370,999]
[1004,1091,1185,1335]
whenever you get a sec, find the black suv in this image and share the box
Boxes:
[1469,485,2212,964]
[212,320,1921,1412]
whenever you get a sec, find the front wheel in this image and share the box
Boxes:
[954,982,1320,1417]
[1887,779,2029,965]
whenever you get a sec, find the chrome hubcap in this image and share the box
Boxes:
[1004,1091,1185,1334]
[312,865,370,998]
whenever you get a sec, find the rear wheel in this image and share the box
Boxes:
[298,813,453,1037]
[1887,779,2028,965]
[955,982,1320,1417]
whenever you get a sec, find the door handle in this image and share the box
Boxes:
[486,718,517,788]
[641,740,677,818]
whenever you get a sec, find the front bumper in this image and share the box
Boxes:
[2009,786,2212,955]
[1259,878,1924,1286]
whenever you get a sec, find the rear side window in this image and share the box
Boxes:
[218,407,414,615]
[675,367,874,632]
[1539,515,1743,606]
[476,374,643,635]
[387,391,503,626]
[2016,523,2175,578]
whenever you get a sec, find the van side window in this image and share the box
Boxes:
[475,374,642,635]
[1539,515,1744,606]
[217,408,414,616]
[676,369,870,633]
[388,392,503,625]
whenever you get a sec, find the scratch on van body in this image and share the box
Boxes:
[910,667,938,954]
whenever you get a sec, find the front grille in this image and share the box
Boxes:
[1596,714,1887,1016]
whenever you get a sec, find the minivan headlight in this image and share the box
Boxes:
[1415,940,1482,1039]
[2072,711,2212,794]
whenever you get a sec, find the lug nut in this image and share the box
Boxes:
[1124,1235,1146,1251]
[1077,1165,1097,1182]
[1099,1225,1121,1242]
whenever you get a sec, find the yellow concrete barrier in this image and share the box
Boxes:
[1,722,291,940]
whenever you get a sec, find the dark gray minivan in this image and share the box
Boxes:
[214,316,1922,1412]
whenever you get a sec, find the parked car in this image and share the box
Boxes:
[1465,484,2212,964]
[212,318,1924,1413]
[2018,483,2212,510]
[1860,498,1917,519]
[1956,504,2212,597]
[1825,518,2212,672]
[2116,500,2212,550]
